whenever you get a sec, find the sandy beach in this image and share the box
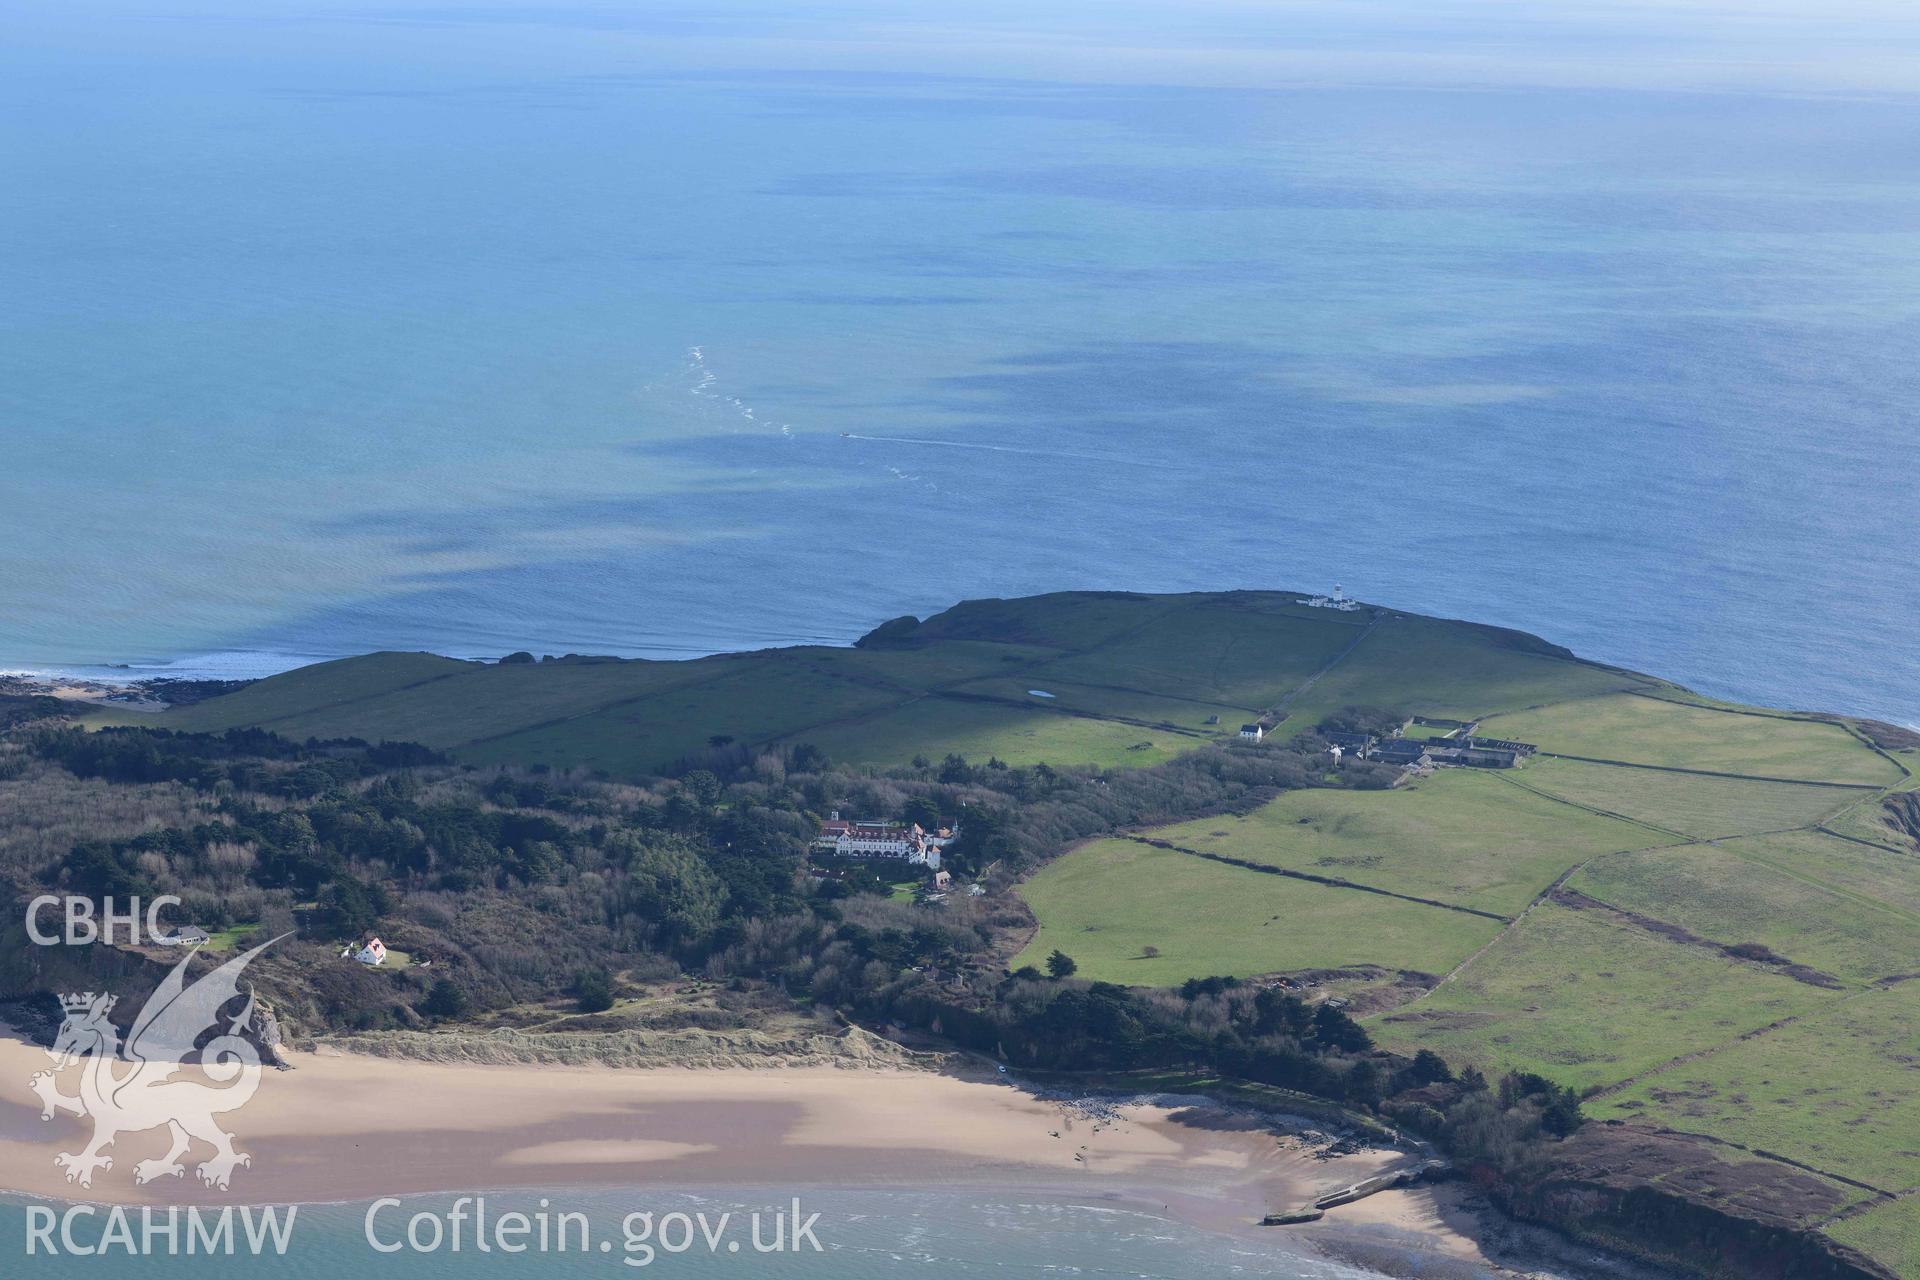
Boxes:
[0,1034,1523,1271]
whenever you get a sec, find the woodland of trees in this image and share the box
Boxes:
[0,710,1578,1184]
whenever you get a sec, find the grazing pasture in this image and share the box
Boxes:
[1479,694,1900,786]
[1823,789,1920,852]
[1597,980,1920,1195]
[1280,612,1655,730]
[778,696,1185,771]
[1514,757,1854,839]
[1710,829,1920,923]
[126,590,1658,778]
[160,651,475,736]
[1826,1198,1920,1279]
[1371,902,1831,1093]
[1571,840,1920,986]
[1144,768,1667,917]
[1012,838,1501,985]
[458,659,912,774]
[1024,603,1362,709]
[941,675,1244,734]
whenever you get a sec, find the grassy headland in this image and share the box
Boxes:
[28,587,1920,1277]
[107,590,1664,777]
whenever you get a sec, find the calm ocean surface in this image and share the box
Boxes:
[0,1190,1419,1279]
[4,7,1863,1275]
[3,1,1917,724]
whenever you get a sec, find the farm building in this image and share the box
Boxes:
[1427,744,1524,769]
[1370,739,1431,767]
[1456,735,1538,757]
[1368,728,1530,769]
[1239,724,1265,741]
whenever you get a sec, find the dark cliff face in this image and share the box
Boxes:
[1881,792,1920,848]
[0,921,163,1010]
[1491,1125,1895,1280]
[1,920,302,1067]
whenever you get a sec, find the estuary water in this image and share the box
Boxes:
[3,1,1918,722]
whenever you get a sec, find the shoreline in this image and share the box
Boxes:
[0,674,169,712]
[0,1035,1583,1277]
[6,622,1917,736]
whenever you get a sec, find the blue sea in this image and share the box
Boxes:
[2,0,1917,726]
[12,7,1887,1273]
[0,1189,1461,1279]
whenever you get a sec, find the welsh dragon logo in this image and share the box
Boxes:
[28,936,285,1190]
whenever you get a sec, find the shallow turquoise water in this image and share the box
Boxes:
[2,2,1917,721]
[2,1189,1401,1278]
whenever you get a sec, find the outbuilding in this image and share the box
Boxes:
[156,925,210,947]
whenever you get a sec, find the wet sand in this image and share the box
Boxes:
[0,1035,1529,1271]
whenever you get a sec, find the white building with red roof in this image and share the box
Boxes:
[813,813,957,868]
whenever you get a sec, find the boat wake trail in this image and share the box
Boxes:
[653,349,1161,487]
[839,433,1159,468]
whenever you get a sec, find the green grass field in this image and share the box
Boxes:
[782,696,1185,770]
[1143,768,1669,917]
[1516,757,1856,840]
[129,590,1693,778]
[1012,838,1502,984]
[160,651,476,735]
[1280,613,1659,731]
[942,675,1245,733]
[1022,603,1363,709]
[199,924,260,952]
[1709,829,1920,923]
[180,655,720,748]
[1570,840,1920,986]
[1823,789,1920,851]
[824,639,1066,688]
[1827,1198,1920,1279]
[453,657,914,773]
[1479,694,1900,786]
[901,591,1186,650]
[1596,981,1920,1193]
[1371,902,1831,1093]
